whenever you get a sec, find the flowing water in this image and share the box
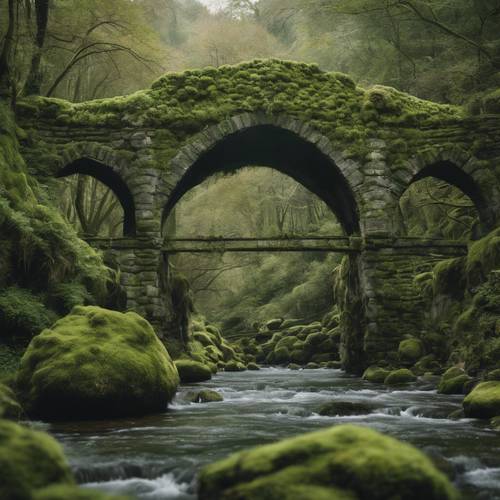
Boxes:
[43,368,500,499]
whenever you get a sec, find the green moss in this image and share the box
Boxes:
[175,359,212,383]
[362,366,390,383]
[0,382,22,420]
[0,420,74,499]
[398,338,424,364]
[466,228,500,287]
[225,360,247,372]
[463,381,500,418]
[437,370,470,395]
[247,362,260,371]
[198,424,458,500]
[384,368,417,385]
[273,346,291,364]
[17,306,179,420]
[433,258,466,299]
[0,287,57,339]
[33,485,129,500]
[187,389,223,403]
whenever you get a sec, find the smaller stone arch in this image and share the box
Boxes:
[396,147,498,236]
[162,113,363,236]
[55,145,136,237]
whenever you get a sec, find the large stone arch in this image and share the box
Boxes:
[394,147,499,236]
[162,113,364,236]
[54,143,137,237]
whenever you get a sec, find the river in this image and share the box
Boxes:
[44,367,500,499]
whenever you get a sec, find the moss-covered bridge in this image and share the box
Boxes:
[16,60,500,371]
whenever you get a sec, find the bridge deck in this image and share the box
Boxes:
[84,236,469,256]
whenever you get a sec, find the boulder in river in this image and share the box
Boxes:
[266,318,283,331]
[175,359,212,383]
[318,401,377,416]
[437,367,471,395]
[225,360,247,372]
[362,365,390,383]
[16,306,179,420]
[463,381,500,418]
[0,420,74,499]
[384,368,417,385]
[247,362,260,371]
[198,424,458,500]
[187,389,223,403]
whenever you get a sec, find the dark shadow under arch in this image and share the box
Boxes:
[411,160,490,236]
[163,125,360,235]
[56,158,136,237]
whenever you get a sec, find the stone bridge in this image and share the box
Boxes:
[16,60,500,372]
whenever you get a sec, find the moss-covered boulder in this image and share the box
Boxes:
[0,420,74,499]
[187,389,223,403]
[0,382,22,420]
[225,360,247,372]
[384,368,417,386]
[16,306,179,420]
[247,362,260,371]
[463,381,500,419]
[398,338,424,364]
[198,424,458,500]
[304,362,320,369]
[175,360,212,383]
[33,485,128,500]
[362,366,390,383]
[437,367,471,395]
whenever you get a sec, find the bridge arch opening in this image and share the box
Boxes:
[162,124,360,236]
[164,166,345,343]
[399,160,488,239]
[56,158,136,237]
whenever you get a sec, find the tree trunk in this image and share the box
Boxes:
[0,0,16,98]
[24,0,50,95]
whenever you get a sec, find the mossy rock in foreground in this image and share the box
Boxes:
[198,424,458,500]
[463,381,500,419]
[175,360,212,383]
[17,306,179,420]
[33,485,129,500]
[0,420,74,499]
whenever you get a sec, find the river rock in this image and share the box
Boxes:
[463,381,500,418]
[438,367,471,395]
[175,360,212,383]
[398,338,424,364]
[0,420,74,499]
[16,306,179,420]
[225,360,246,372]
[187,389,223,403]
[318,401,377,416]
[198,424,458,500]
[384,368,417,385]
[247,362,260,370]
[362,365,390,383]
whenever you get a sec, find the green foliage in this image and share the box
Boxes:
[466,228,500,286]
[0,287,57,339]
[17,306,179,420]
[0,420,74,499]
[198,424,458,500]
